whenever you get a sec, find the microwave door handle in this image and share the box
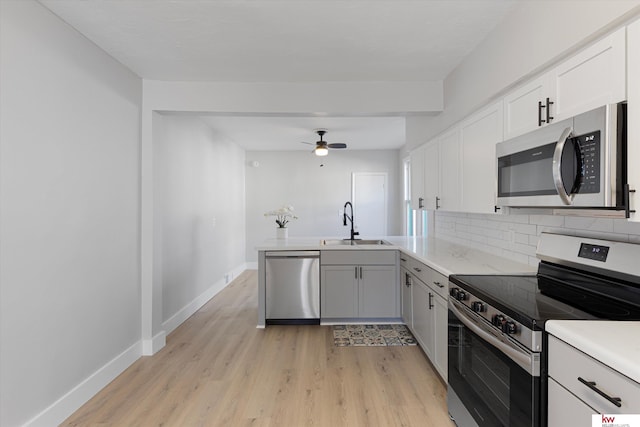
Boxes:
[552,126,575,205]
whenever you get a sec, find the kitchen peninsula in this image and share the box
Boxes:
[256,236,535,328]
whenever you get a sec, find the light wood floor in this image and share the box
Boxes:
[63,270,452,426]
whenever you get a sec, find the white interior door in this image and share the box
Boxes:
[351,172,387,236]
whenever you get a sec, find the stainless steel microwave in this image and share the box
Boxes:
[496,103,627,211]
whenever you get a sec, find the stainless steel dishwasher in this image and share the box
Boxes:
[265,251,320,325]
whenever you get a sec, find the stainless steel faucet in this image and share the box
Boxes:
[343,201,360,240]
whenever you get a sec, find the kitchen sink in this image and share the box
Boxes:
[321,239,391,246]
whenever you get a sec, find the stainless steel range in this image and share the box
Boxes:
[447,232,640,427]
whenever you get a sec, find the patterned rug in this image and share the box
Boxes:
[332,324,417,347]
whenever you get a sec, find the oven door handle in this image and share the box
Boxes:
[552,126,575,205]
[449,300,540,376]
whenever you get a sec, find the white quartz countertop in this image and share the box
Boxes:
[256,236,536,277]
[546,320,640,384]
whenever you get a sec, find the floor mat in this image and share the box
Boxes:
[332,324,417,347]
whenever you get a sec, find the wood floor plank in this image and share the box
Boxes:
[63,270,452,426]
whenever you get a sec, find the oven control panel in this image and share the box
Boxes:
[449,284,542,353]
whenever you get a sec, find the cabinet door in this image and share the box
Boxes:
[432,293,448,381]
[411,278,434,358]
[627,19,640,222]
[423,141,440,210]
[552,27,625,122]
[460,101,503,214]
[503,74,550,140]
[438,129,461,211]
[359,265,398,318]
[321,266,358,318]
[548,378,596,427]
[410,146,425,210]
[401,269,413,327]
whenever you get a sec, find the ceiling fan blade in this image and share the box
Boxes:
[300,141,315,145]
[327,143,347,149]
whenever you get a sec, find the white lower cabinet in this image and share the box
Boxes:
[359,266,398,318]
[432,292,448,380]
[400,267,413,326]
[405,254,448,381]
[321,250,398,320]
[412,279,433,357]
[548,377,596,426]
[548,334,640,424]
[320,266,359,318]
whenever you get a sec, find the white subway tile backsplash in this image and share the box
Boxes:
[563,216,614,232]
[512,242,537,257]
[613,219,640,235]
[514,233,529,244]
[509,223,537,235]
[434,211,640,262]
[529,214,565,227]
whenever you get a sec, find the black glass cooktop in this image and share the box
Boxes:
[449,262,640,330]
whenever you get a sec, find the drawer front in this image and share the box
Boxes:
[403,256,430,286]
[403,255,448,299]
[549,335,640,414]
[321,250,396,266]
[429,270,448,299]
[548,377,597,425]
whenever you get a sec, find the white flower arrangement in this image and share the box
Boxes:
[264,205,298,228]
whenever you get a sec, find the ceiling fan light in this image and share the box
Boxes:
[315,146,329,156]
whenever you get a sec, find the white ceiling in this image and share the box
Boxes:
[195,115,407,151]
[39,0,518,151]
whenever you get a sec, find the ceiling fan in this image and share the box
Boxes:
[302,129,347,156]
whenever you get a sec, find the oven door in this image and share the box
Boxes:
[447,300,541,427]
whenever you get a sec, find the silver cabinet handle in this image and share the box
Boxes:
[360,267,363,279]
[355,266,358,279]
[552,126,575,205]
[435,196,441,210]
[577,377,622,408]
[428,292,434,309]
[434,281,444,288]
[413,267,422,273]
[418,197,424,209]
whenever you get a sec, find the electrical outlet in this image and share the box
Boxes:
[225,273,231,283]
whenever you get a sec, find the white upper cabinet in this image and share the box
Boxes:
[503,27,626,140]
[460,100,504,214]
[423,140,440,210]
[409,145,425,210]
[503,74,550,140]
[552,27,626,121]
[628,19,640,222]
[437,129,461,211]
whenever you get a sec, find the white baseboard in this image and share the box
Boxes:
[162,263,247,335]
[23,340,142,427]
[142,330,166,356]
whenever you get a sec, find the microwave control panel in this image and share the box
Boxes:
[576,130,600,194]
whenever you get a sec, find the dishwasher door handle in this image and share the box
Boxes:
[265,251,320,258]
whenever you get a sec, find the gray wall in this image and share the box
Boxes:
[153,114,246,323]
[0,1,142,425]
[245,150,402,262]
